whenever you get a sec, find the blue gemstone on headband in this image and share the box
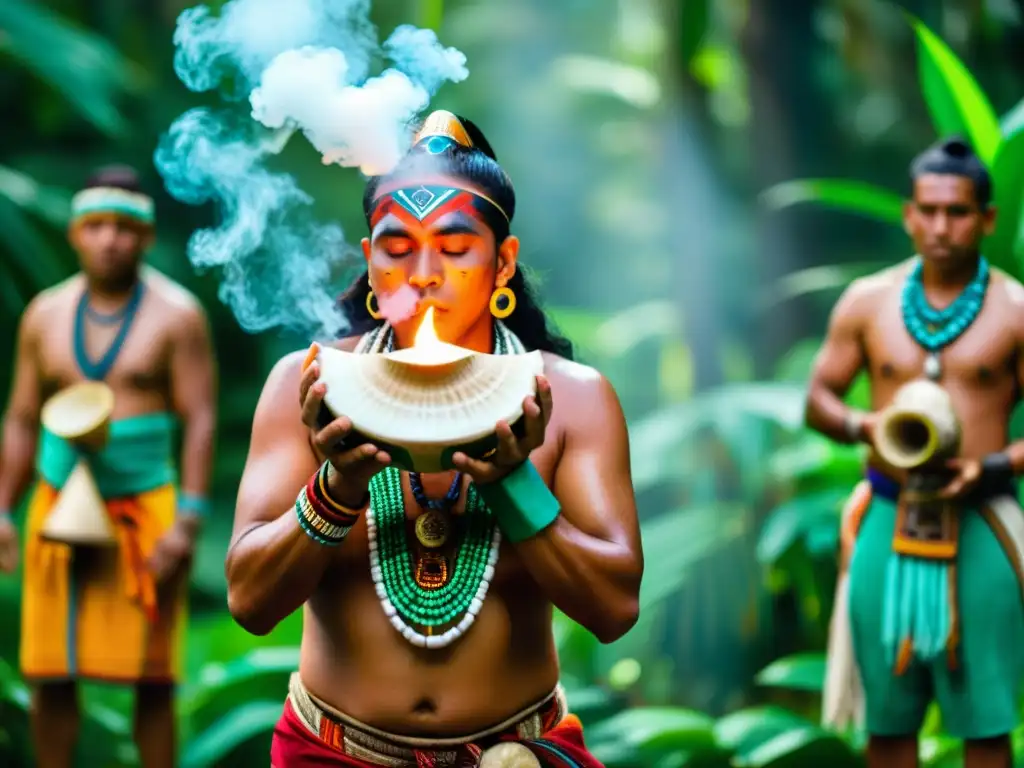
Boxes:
[424,136,456,154]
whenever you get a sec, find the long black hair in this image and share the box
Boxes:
[337,115,574,360]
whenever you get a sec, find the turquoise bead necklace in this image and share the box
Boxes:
[900,255,989,380]
[73,280,146,381]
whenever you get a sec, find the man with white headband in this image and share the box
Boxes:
[0,164,218,768]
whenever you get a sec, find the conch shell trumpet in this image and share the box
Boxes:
[38,381,118,546]
[315,309,544,473]
[873,378,961,470]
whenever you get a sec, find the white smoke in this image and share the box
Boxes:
[155,0,469,337]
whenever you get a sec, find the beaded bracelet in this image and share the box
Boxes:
[178,492,211,518]
[294,463,364,546]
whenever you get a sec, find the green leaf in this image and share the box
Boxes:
[638,504,749,610]
[732,725,860,768]
[756,490,846,564]
[181,646,298,734]
[767,434,863,489]
[180,700,283,768]
[906,11,1002,167]
[754,652,826,693]
[0,164,72,227]
[713,706,813,755]
[584,706,717,751]
[552,609,600,683]
[630,383,809,489]
[759,180,904,223]
[988,129,1024,277]
[0,0,145,136]
[418,0,444,31]
[679,0,709,67]
[758,262,892,313]
[0,191,71,305]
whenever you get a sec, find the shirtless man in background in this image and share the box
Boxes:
[806,136,1024,768]
[0,164,217,768]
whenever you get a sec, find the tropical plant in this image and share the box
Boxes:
[760,9,1024,281]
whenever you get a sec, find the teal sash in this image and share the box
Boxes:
[36,412,178,499]
[882,555,951,665]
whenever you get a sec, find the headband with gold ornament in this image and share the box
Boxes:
[368,110,510,232]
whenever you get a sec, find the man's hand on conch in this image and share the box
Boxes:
[937,457,983,501]
[0,514,19,574]
[300,344,390,506]
[451,375,554,484]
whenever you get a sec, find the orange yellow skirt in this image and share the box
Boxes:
[19,481,188,685]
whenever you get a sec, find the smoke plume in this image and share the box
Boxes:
[155,0,469,338]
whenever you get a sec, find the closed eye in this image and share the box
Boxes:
[380,236,414,257]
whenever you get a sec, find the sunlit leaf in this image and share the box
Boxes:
[179,700,282,768]
[593,300,680,357]
[757,490,846,564]
[418,0,444,31]
[919,733,962,767]
[0,164,72,226]
[638,504,749,609]
[714,706,812,754]
[630,383,809,489]
[905,11,1002,167]
[732,725,859,767]
[585,706,716,751]
[181,646,297,738]
[755,652,826,693]
[988,130,1024,277]
[1001,95,1024,137]
[767,434,863,489]
[757,262,891,312]
[760,180,904,223]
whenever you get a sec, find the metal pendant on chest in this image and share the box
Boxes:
[924,351,942,381]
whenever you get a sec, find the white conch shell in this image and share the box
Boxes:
[317,343,543,463]
[40,381,115,450]
[478,742,542,768]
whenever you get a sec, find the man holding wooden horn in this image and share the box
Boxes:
[227,111,643,767]
[0,165,217,768]
[807,136,1024,768]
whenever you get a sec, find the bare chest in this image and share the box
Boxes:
[39,301,175,404]
[863,293,1016,389]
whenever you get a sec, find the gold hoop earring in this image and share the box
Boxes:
[366,290,383,320]
[489,286,515,319]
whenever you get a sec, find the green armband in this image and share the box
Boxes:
[476,460,560,543]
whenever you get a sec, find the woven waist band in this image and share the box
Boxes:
[286,672,568,766]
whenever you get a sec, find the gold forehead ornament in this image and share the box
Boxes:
[412,110,474,151]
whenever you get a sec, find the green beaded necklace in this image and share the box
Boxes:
[360,320,525,649]
[900,255,989,380]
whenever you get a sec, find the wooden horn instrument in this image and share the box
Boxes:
[873,379,961,470]
[38,381,118,547]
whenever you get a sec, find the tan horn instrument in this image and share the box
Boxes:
[873,378,961,470]
[38,381,118,546]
